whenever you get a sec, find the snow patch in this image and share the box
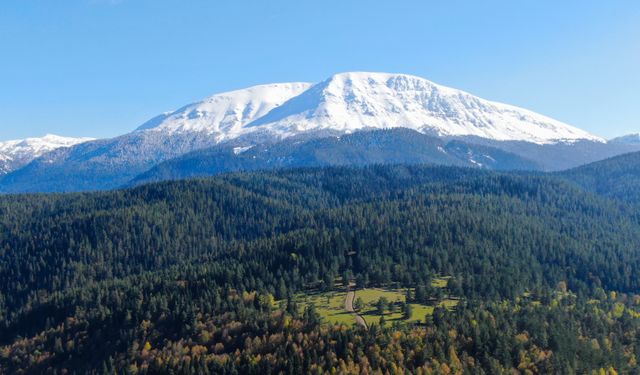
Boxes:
[233,146,253,155]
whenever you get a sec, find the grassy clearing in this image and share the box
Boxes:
[355,288,410,323]
[431,276,450,288]
[294,291,355,325]
[356,288,406,305]
[357,288,458,324]
[285,277,459,326]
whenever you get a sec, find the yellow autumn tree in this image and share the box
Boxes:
[448,345,462,373]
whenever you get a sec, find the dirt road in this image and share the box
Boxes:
[345,282,368,329]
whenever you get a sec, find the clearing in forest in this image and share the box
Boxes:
[291,276,459,326]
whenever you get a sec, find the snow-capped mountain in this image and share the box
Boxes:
[141,72,603,145]
[0,134,93,174]
[0,72,629,193]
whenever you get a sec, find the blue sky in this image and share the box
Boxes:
[1,0,639,140]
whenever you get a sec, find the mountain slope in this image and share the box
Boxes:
[0,134,93,175]
[560,151,640,204]
[456,136,640,171]
[610,133,640,146]
[130,128,540,186]
[136,82,312,139]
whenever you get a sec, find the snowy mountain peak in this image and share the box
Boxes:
[0,134,94,174]
[136,82,313,141]
[137,72,602,145]
[247,72,603,144]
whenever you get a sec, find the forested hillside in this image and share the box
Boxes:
[2,165,640,374]
[561,151,640,204]
[129,129,539,187]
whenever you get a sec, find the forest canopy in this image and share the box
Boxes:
[1,164,639,374]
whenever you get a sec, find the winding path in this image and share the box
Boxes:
[345,281,368,329]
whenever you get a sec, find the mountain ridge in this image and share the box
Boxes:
[135,82,313,139]
[0,134,93,174]
[136,72,604,145]
[610,133,640,145]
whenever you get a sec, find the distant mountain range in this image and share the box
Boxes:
[0,72,638,193]
[0,134,93,175]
